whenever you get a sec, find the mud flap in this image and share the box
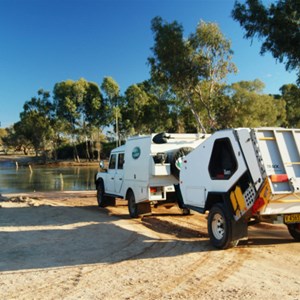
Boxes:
[137,202,152,216]
[231,216,248,241]
[174,184,188,209]
[223,194,248,241]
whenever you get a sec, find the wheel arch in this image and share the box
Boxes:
[205,192,227,212]
[95,177,104,189]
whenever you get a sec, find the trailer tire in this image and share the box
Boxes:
[207,203,238,249]
[128,191,138,218]
[287,223,300,241]
[171,147,193,180]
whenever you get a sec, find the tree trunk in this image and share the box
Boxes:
[186,96,207,134]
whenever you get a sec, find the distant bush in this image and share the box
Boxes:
[56,141,116,160]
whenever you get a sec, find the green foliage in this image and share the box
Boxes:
[149,17,237,133]
[232,0,300,83]
[216,80,286,128]
[0,128,8,149]
[280,84,300,127]
[101,77,121,145]
[14,90,55,156]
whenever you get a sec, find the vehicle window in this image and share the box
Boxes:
[118,153,125,169]
[208,138,237,180]
[108,154,116,170]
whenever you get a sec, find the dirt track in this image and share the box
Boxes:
[0,191,299,299]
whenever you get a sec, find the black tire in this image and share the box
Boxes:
[287,223,300,241]
[207,203,238,249]
[128,191,138,218]
[96,181,116,207]
[152,132,170,144]
[182,208,190,215]
[171,147,193,180]
[96,181,106,207]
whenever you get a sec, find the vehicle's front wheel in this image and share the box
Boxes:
[128,191,138,218]
[207,203,238,249]
[96,181,116,207]
[97,182,106,207]
[287,223,300,241]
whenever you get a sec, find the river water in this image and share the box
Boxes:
[0,161,99,193]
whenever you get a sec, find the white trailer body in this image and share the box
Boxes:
[180,128,300,248]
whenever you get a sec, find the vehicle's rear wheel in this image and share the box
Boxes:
[287,223,300,241]
[181,208,190,215]
[207,203,238,249]
[128,191,138,218]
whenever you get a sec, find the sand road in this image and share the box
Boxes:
[0,191,299,299]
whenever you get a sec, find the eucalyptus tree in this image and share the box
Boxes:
[101,77,121,146]
[216,79,286,128]
[140,80,187,133]
[53,79,85,161]
[232,0,300,84]
[81,81,106,160]
[280,84,300,127]
[123,84,150,135]
[16,89,55,157]
[53,78,105,161]
[148,17,237,133]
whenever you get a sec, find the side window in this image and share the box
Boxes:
[208,138,237,180]
[108,154,116,170]
[118,153,125,169]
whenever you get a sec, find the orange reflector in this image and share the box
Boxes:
[270,174,289,183]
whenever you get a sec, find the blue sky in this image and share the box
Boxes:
[0,0,297,128]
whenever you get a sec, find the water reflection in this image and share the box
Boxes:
[0,164,99,193]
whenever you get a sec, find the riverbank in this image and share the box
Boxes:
[0,154,100,167]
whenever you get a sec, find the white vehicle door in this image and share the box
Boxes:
[114,152,124,193]
[106,153,117,194]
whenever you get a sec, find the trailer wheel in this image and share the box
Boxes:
[207,203,238,249]
[128,191,138,218]
[287,223,300,241]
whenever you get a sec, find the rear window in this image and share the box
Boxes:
[118,153,125,169]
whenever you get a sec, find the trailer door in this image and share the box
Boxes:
[236,129,263,191]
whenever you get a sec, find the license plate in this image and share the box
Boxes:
[284,214,300,224]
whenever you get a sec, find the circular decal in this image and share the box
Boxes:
[132,147,141,159]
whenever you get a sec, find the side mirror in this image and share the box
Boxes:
[99,160,105,169]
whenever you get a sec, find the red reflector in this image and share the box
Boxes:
[252,197,265,214]
[150,187,157,193]
[270,174,288,183]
